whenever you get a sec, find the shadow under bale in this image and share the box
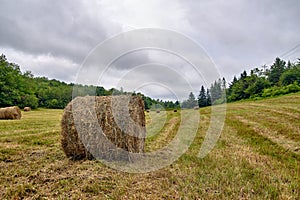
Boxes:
[0,106,22,120]
[61,95,146,161]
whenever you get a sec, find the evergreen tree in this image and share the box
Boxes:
[241,70,247,79]
[210,79,222,103]
[181,92,198,108]
[188,92,198,108]
[287,61,293,69]
[268,57,286,85]
[198,86,207,107]
[174,100,180,108]
[222,77,226,90]
[233,76,238,83]
[227,76,237,98]
[206,89,211,106]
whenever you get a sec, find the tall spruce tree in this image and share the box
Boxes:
[198,85,207,107]
[210,79,222,103]
[206,89,211,106]
[188,92,198,108]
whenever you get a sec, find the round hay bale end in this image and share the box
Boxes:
[61,95,146,160]
[0,106,22,120]
[24,107,31,112]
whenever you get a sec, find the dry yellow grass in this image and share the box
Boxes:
[0,93,299,199]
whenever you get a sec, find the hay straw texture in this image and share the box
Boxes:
[0,106,22,120]
[23,107,31,111]
[61,95,146,160]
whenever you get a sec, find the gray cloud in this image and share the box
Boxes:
[0,0,120,63]
[0,0,300,99]
[183,0,300,80]
[74,29,219,101]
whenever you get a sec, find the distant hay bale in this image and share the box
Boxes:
[0,106,22,120]
[193,106,199,110]
[24,107,31,111]
[61,95,146,160]
[156,110,160,113]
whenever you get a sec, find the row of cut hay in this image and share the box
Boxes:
[61,95,146,160]
[0,106,22,120]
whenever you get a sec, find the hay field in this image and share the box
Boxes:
[0,93,300,199]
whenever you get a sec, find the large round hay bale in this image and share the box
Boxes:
[61,95,146,160]
[0,106,22,120]
[24,107,31,111]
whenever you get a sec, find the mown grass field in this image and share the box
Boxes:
[0,93,300,199]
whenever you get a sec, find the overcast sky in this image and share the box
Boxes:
[1,0,300,100]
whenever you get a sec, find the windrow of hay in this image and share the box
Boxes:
[0,106,22,120]
[61,95,146,160]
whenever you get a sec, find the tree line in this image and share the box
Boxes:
[181,57,300,109]
[1,54,299,110]
[0,54,178,110]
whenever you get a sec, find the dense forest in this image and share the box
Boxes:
[181,57,300,109]
[1,54,299,110]
[0,54,179,110]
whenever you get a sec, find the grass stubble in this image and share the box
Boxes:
[0,93,299,199]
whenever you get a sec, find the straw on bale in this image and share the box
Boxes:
[24,107,31,111]
[0,106,22,120]
[61,95,146,160]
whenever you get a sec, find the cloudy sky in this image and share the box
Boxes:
[1,0,300,100]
